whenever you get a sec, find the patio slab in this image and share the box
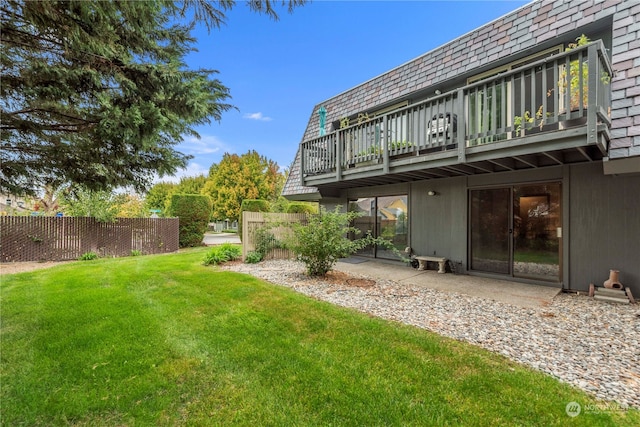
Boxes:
[335,259,561,309]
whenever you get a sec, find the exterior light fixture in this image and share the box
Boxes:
[434,90,442,95]
[427,191,437,196]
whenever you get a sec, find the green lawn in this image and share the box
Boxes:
[1,248,638,426]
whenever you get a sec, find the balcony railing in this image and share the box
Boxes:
[301,40,613,182]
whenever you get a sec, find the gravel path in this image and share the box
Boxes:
[222,260,640,409]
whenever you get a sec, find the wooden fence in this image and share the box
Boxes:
[0,216,179,262]
[242,212,308,261]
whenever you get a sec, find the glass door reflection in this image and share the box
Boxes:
[469,188,511,274]
[513,184,561,281]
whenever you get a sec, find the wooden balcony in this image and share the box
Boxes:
[301,41,613,190]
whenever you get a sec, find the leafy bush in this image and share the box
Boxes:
[239,199,270,241]
[202,248,228,266]
[169,194,211,248]
[286,206,406,276]
[244,251,263,264]
[218,243,241,260]
[202,243,242,266]
[130,250,142,257]
[79,251,99,261]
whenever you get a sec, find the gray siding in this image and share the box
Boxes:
[410,178,467,270]
[336,165,640,295]
[287,0,640,296]
[568,162,640,294]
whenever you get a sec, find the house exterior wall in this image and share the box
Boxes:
[332,164,640,295]
[410,177,468,268]
[568,162,640,293]
[282,0,640,296]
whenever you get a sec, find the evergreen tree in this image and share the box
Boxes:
[0,0,304,196]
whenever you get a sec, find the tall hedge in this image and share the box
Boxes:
[169,194,211,247]
[286,202,318,214]
[239,199,270,241]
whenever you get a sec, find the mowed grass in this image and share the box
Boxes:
[1,248,638,426]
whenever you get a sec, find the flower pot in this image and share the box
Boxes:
[603,269,623,289]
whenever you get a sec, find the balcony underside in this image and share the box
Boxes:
[305,125,609,193]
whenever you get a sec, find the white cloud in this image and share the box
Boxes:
[156,161,210,184]
[243,112,272,121]
[179,134,227,155]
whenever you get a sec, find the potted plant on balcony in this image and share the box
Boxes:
[388,140,414,158]
[513,105,553,137]
[353,145,382,166]
[558,34,610,115]
[514,34,610,137]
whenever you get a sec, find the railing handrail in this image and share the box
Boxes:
[303,40,611,145]
[464,40,611,92]
[301,40,612,179]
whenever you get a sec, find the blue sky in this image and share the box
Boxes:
[171,0,530,181]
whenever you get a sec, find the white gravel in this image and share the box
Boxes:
[222,259,640,409]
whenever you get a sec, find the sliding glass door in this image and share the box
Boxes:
[513,184,561,281]
[348,195,408,260]
[470,188,511,274]
[469,183,561,282]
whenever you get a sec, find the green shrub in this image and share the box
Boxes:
[244,251,263,264]
[202,248,229,266]
[287,206,406,276]
[169,194,211,248]
[286,202,317,214]
[218,243,242,260]
[202,243,241,266]
[239,199,270,241]
[130,250,142,257]
[79,251,99,261]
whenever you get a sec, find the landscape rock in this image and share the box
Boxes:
[222,260,640,409]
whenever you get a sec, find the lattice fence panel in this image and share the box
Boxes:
[0,217,179,262]
[241,212,308,261]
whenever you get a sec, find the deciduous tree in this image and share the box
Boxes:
[57,188,119,222]
[202,150,284,221]
[144,182,177,216]
[175,175,208,195]
[114,194,146,218]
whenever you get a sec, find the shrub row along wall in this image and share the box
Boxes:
[0,216,179,262]
[242,212,308,261]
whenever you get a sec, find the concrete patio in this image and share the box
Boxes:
[334,258,561,309]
